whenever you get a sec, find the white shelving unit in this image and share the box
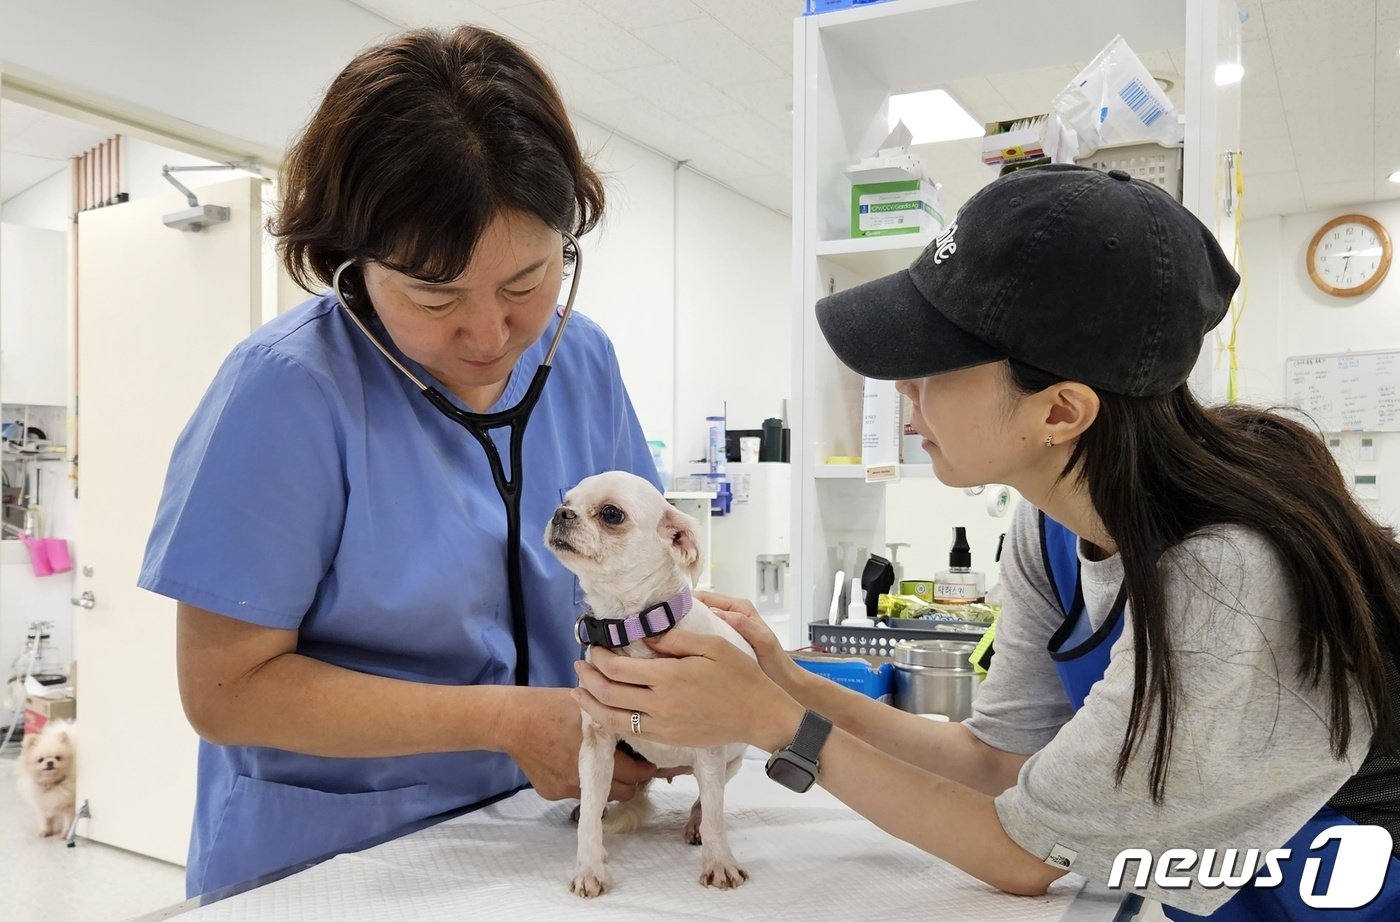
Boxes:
[788,0,1239,649]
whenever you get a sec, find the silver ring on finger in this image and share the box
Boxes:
[630,710,642,735]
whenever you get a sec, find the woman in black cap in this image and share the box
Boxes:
[574,165,1399,920]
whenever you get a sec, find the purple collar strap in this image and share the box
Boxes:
[575,587,694,648]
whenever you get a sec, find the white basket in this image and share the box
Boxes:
[1075,142,1183,202]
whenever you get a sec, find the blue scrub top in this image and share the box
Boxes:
[139,294,659,896]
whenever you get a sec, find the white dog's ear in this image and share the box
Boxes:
[659,504,702,584]
[21,734,34,753]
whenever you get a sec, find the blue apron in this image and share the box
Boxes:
[1039,512,1399,920]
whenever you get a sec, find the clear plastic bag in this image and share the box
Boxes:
[1053,34,1182,158]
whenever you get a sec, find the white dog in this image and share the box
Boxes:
[545,471,754,897]
[18,720,77,838]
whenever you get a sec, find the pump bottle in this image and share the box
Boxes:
[934,527,986,603]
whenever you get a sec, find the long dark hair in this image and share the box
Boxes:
[271,25,604,309]
[1008,360,1400,802]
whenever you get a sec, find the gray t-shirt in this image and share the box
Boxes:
[964,500,1374,914]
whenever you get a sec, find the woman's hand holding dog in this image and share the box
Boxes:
[695,591,808,695]
[573,630,806,755]
[502,687,659,802]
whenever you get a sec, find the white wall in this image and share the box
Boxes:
[1,167,69,232]
[570,120,677,451]
[674,167,792,465]
[1238,200,1400,529]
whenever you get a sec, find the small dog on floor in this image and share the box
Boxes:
[546,471,754,898]
[18,719,77,838]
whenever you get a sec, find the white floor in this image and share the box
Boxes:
[0,740,187,922]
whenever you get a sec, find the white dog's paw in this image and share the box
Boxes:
[569,863,613,898]
[684,800,703,845]
[699,860,748,889]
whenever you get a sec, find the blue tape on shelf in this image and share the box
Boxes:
[804,0,898,16]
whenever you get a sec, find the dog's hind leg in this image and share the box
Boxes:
[570,714,616,898]
[691,749,748,889]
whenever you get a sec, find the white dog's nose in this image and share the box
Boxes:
[551,506,577,527]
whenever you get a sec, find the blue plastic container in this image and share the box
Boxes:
[804,0,899,16]
[794,656,894,702]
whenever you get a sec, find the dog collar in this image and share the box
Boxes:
[575,587,694,648]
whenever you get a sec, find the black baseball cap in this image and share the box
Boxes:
[816,163,1240,397]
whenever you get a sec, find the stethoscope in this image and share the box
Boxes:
[330,232,583,686]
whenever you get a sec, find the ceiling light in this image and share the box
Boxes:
[888,89,983,143]
[1389,171,1400,183]
[1215,63,1244,86]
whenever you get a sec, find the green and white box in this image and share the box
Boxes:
[851,178,943,237]
[846,158,944,238]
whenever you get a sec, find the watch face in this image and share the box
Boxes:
[1312,220,1389,294]
[766,755,815,793]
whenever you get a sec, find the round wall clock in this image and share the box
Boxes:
[1306,213,1392,297]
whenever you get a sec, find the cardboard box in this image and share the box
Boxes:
[24,695,75,736]
[845,124,945,239]
[981,114,1072,166]
[849,176,944,238]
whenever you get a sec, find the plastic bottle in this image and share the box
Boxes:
[934,527,986,603]
[843,576,874,627]
[706,415,726,475]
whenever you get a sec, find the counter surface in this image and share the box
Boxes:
[139,758,1134,921]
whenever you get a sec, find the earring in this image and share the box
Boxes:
[1044,435,1054,448]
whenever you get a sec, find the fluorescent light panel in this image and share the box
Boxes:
[1389,170,1400,183]
[1215,62,1244,86]
[888,89,983,143]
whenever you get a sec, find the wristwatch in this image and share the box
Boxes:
[765,709,833,793]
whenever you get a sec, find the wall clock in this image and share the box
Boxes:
[1306,213,1391,298]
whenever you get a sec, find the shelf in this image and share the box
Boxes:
[809,0,1183,90]
[815,463,936,480]
[815,234,933,278]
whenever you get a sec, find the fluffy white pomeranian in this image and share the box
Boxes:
[18,720,76,837]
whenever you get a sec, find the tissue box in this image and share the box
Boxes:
[981,115,1070,166]
[23,695,75,735]
[846,156,944,238]
[794,653,893,702]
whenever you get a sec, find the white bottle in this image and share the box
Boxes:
[843,576,874,627]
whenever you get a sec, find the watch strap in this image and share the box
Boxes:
[787,709,833,763]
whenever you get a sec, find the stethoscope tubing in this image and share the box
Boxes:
[329,232,584,686]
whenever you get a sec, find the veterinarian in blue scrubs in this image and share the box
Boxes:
[576,165,1400,919]
[140,27,659,897]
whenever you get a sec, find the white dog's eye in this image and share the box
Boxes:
[599,504,626,526]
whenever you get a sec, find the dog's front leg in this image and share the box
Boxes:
[692,750,748,889]
[570,712,616,898]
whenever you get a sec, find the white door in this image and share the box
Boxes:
[75,177,263,864]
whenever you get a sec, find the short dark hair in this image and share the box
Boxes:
[271,25,604,304]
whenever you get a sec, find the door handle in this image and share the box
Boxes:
[70,591,95,609]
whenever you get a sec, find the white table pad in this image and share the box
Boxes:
[176,760,1126,921]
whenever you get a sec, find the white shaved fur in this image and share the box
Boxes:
[545,470,754,897]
